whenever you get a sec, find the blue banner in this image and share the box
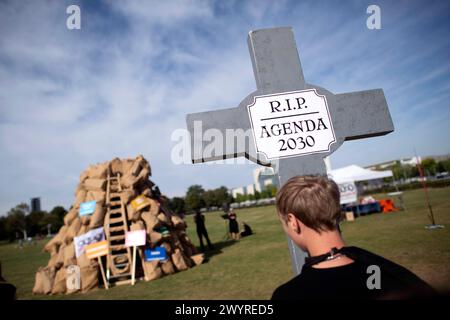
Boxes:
[79,201,96,216]
[144,247,167,262]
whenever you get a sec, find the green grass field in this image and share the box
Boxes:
[1,187,449,300]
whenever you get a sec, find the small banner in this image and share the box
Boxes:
[85,240,109,260]
[131,195,152,211]
[125,230,146,247]
[144,247,167,262]
[79,200,97,216]
[74,227,105,258]
[338,181,358,205]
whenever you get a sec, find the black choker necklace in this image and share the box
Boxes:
[304,247,346,268]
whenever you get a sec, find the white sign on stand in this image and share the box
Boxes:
[125,230,147,286]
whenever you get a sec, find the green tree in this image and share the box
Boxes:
[266,185,278,197]
[421,158,437,176]
[168,197,185,214]
[26,210,47,236]
[213,186,233,207]
[203,190,216,208]
[185,185,205,212]
[235,193,247,203]
[6,203,29,240]
[50,206,67,222]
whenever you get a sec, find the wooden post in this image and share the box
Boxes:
[132,245,137,285]
[97,256,109,290]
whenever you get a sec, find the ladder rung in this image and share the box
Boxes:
[109,217,124,224]
[111,244,127,250]
[112,261,129,266]
[109,226,126,232]
[108,273,131,280]
[109,235,125,241]
[114,279,132,286]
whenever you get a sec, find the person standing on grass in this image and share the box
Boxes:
[272,175,436,300]
[228,209,240,240]
[194,210,214,252]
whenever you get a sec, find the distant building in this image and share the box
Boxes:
[365,156,422,170]
[31,197,41,212]
[230,167,279,197]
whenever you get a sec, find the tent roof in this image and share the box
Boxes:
[328,164,392,184]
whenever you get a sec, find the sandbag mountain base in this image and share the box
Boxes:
[32,155,204,295]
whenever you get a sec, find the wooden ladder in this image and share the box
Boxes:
[105,173,132,286]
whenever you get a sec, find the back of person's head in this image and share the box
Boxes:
[276,175,341,233]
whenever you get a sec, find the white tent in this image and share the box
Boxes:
[328,165,393,184]
[328,165,393,205]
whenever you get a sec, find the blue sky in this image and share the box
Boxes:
[0,0,449,215]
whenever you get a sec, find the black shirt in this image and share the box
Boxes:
[272,247,436,300]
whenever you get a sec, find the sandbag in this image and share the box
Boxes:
[85,190,105,202]
[77,253,91,269]
[171,248,188,271]
[56,243,66,268]
[80,262,99,293]
[171,214,186,229]
[87,163,109,179]
[127,203,137,221]
[191,254,205,266]
[131,156,144,176]
[77,224,88,236]
[160,260,175,275]
[126,203,142,222]
[63,209,78,226]
[63,243,77,267]
[89,205,106,229]
[110,158,123,175]
[44,225,68,253]
[80,215,91,226]
[181,243,193,258]
[65,218,82,243]
[157,213,170,225]
[74,189,87,209]
[149,231,162,244]
[121,159,135,176]
[120,189,136,204]
[141,188,152,197]
[161,242,173,255]
[141,211,162,232]
[47,252,59,268]
[79,170,89,183]
[32,266,56,295]
[142,260,163,281]
[51,267,67,295]
[130,220,145,231]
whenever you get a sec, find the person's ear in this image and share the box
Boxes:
[287,213,301,234]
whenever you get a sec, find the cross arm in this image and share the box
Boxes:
[333,89,394,141]
[248,27,306,94]
[186,107,251,163]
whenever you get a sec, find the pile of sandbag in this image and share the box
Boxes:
[33,155,204,295]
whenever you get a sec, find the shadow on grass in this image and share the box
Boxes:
[195,239,238,263]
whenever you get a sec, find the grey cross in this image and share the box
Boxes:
[186,27,394,275]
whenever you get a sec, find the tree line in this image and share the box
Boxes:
[390,158,450,181]
[0,204,66,241]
